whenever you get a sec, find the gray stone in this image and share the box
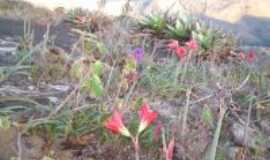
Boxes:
[230,122,257,148]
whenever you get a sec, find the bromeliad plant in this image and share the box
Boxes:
[192,23,220,51]
[139,14,167,35]
[166,15,195,41]
[105,103,158,160]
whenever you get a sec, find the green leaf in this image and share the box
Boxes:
[201,106,213,125]
[134,97,143,111]
[0,116,11,130]
[93,60,103,76]
[96,42,108,54]
[89,74,103,97]
[125,58,137,72]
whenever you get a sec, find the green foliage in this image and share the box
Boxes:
[215,150,226,160]
[0,65,32,83]
[166,16,195,41]
[139,62,185,97]
[67,7,88,19]
[134,97,144,111]
[86,74,104,97]
[201,105,214,126]
[0,116,11,130]
[96,42,109,55]
[139,14,167,33]
[93,60,104,76]
[27,106,108,140]
[83,34,108,55]
[16,49,32,64]
[70,58,104,97]
[192,24,218,51]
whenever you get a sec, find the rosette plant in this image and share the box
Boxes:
[139,14,167,36]
[166,15,195,41]
[105,103,158,160]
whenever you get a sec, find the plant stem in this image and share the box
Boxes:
[132,135,140,160]
[161,127,167,159]
[208,99,227,160]
[181,88,192,136]
[243,99,253,159]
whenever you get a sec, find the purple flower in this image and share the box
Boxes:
[133,48,144,63]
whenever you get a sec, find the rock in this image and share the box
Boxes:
[0,128,18,160]
[48,84,70,92]
[230,123,257,148]
[226,146,240,159]
[28,86,35,91]
[21,135,46,159]
[48,96,59,104]
[260,120,270,136]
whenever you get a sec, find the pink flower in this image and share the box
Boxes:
[239,50,257,64]
[246,50,257,64]
[105,110,131,137]
[138,103,158,133]
[167,40,179,50]
[166,138,175,160]
[175,47,187,60]
[185,39,198,51]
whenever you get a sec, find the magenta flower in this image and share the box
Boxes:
[133,48,144,63]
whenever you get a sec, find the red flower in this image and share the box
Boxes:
[246,50,257,64]
[175,47,187,60]
[185,39,198,51]
[167,40,179,50]
[239,50,257,64]
[105,110,131,137]
[166,138,175,160]
[138,103,158,133]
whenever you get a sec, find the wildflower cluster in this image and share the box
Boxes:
[105,103,158,160]
[167,39,198,61]
[239,50,257,64]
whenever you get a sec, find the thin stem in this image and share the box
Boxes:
[208,100,227,160]
[243,100,253,159]
[181,88,192,136]
[17,132,22,160]
[161,127,167,159]
[132,135,140,160]
[235,73,250,91]
[49,86,79,117]
[181,51,191,84]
